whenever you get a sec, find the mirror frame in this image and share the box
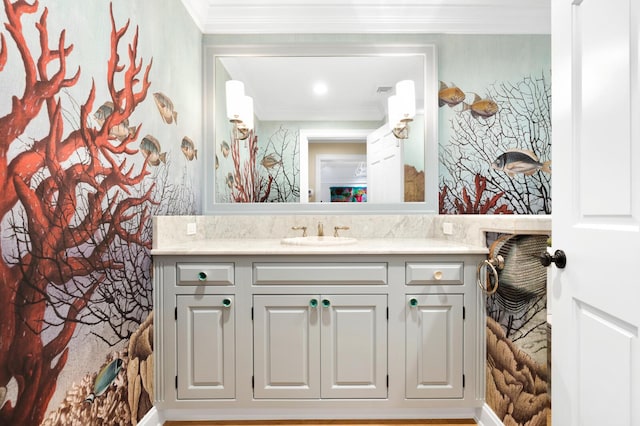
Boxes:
[203,41,438,214]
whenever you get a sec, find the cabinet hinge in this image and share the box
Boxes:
[175,307,177,321]
[252,375,255,389]
[386,374,389,388]
[386,307,389,320]
[462,374,465,388]
[175,375,178,389]
[463,306,466,320]
[251,307,254,321]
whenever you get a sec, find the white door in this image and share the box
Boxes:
[405,294,463,399]
[320,295,388,398]
[552,1,640,425]
[253,295,321,398]
[176,295,235,399]
[367,125,403,203]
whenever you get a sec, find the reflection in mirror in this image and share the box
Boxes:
[204,43,438,213]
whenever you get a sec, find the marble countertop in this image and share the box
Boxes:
[151,237,489,256]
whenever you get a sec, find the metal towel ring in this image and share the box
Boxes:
[476,255,503,295]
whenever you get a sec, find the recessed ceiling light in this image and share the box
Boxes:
[313,82,328,96]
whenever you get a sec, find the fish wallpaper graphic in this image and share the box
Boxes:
[485,234,551,426]
[439,73,551,214]
[0,1,201,425]
[153,92,178,124]
[437,35,551,426]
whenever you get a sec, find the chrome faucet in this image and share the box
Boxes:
[317,222,324,236]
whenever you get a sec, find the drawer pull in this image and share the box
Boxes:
[409,298,418,307]
[197,271,207,281]
[322,299,331,308]
[309,298,318,308]
[222,298,232,308]
[433,270,443,280]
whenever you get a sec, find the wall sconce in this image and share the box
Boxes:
[225,80,254,141]
[387,80,416,139]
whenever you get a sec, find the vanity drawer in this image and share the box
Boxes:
[177,263,235,286]
[405,262,463,285]
[253,263,387,285]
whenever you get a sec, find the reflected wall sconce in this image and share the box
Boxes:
[387,80,415,139]
[225,80,254,141]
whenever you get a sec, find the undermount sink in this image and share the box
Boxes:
[280,236,358,246]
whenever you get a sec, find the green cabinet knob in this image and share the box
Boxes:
[309,299,318,308]
[409,298,418,307]
[322,299,331,308]
[222,298,232,307]
[197,271,207,281]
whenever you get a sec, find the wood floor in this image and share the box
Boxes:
[164,420,477,426]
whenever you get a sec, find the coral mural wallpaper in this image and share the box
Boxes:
[439,73,551,214]
[0,0,201,424]
[216,123,300,203]
[438,36,551,216]
[437,35,551,426]
[485,234,551,426]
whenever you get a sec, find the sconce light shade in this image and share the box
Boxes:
[226,80,245,121]
[241,95,254,130]
[395,79,416,121]
[387,95,401,131]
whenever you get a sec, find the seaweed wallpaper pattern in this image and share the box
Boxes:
[0,1,201,425]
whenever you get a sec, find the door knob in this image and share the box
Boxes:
[540,249,567,269]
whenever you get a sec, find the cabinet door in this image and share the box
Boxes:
[321,294,388,398]
[253,295,321,398]
[406,294,463,398]
[176,295,235,399]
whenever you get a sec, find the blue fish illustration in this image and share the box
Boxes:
[85,358,123,404]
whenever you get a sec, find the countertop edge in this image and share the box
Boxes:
[151,238,489,256]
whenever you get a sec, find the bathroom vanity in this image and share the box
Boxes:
[152,236,489,421]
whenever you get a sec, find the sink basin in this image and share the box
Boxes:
[281,236,358,246]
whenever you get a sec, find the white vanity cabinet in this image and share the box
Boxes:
[253,294,387,399]
[153,250,486,420]
[405,262,466,399]
[405,294,464,398]
[176,295,235,399]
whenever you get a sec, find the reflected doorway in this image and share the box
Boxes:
[313,154,367,203]
[300,129,373,203]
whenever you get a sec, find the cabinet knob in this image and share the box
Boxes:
[409,298,418,307]
[322,299,331,308]
[197,271,207,281]
[433,270,443,280]
[222,298,232,307]
[309,298,318,308]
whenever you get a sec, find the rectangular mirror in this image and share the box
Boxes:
[203,42,438,214]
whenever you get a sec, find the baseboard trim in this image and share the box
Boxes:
[475,404,504,426]
[147,405,497,425]
[139,407,162,426]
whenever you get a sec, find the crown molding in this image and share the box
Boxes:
[180,0,550,35]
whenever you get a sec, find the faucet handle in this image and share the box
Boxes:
[291,226,307,237]
[334,226,350,237]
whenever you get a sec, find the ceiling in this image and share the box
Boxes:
[179,0,551,35]
[188,0,550,123]
[219,55,425,122]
